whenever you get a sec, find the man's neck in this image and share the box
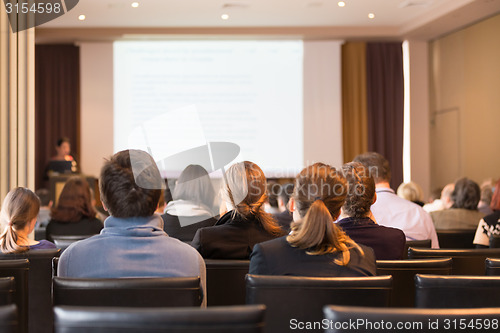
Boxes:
[375,181,391,189]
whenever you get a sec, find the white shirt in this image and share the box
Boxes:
[371,188,439,248]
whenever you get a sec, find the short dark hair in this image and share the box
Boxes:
[451,177,480,210]
[35,188,51,206]
[353,152,391,184]
[100,150,162,218]
[342,162,376,218]
[56,137,70,147]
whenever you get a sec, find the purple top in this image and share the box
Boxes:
[29,239,57,250]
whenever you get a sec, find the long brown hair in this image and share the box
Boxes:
[51,177,96,223]
[287,163,363,265]
[222,161,284,236]
[0,188,40,253]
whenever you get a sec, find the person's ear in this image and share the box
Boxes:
[288,197,295,212]
[101,201,108,212]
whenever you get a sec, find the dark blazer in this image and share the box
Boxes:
[161,213,217,242]
[46,217,103,242]
[337,217,406,260]
[191,210,279,259]
[249,236,376,276]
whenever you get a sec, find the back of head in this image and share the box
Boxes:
[173,164,215,209]
[287,163,362,265]
[51,177,96,222]
[35,188,51,207]
[222,161,283,236]
[278,183,294,207]
[451,178,481,210]
[490,179,500,211]
[342,162,376,218]
[397,181,423,203]
[0,187,40,253]
[100,150,162,218]
[353,152,391,184]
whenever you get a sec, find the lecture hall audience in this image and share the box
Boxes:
[353,152,439,248]
[249,163,376,276]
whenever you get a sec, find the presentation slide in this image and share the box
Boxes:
[114,40,303,178]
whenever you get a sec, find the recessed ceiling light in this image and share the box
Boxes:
[131,2,139,8]
[338,1,346,7]
[221,14,229,20]
[78,14,86,21]
[368,13,375,19]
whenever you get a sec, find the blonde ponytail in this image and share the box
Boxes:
[0,225,22,254]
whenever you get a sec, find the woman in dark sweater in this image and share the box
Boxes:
[192,161,284,259]
[46,177,103,242]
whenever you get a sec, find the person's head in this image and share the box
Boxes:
[173,164,215,209]
[441,183,455,209]
[286,163,362,265]
[35,188,51,207]
[451,178,481,210]
[100,150,162,218]
[278,183,294,212]
[353,152,391,184]
[221,161,283,236]
[0,188,40,253]
[55,137,71,157]
[479,182,493,206]
[50,177,96,223]
[266,181,280,210]
[429,187,443,203]
[397,181,423,203]
[341,162,376,218]
[490,179,500,211]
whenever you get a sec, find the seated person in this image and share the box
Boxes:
[162,164,218,242]
[249,163,376,277]
[46,176,103,242]
[35,188,52,230]
[0,187,56,253]
[397,181,425,206]
[58,150,206,303]
[192,161,285,259]
[473,178,500,247]
[273,183,294,232]
[337,162,406,260]
[354,152,439,248]
[423,183,454,213]
[431,177,485,230]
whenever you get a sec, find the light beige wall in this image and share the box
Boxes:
[430,13,500,189]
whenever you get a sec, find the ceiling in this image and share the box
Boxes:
[36,0,500,42]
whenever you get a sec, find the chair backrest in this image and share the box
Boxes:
[436,229,476,249]
[408,247,500,275]
[246,274,392,333]
[324,305,500,333]
[485,258,500,276]
[53,276,202,307]
[54,305,265,333]
[205,259,249,306]
[0,278,15,306]
[0,304,18,333]
[376,258,452,307]
[415,274,500,308]
[0,260,28,333]
[0,249,61,333]
[51,235,96,253]
[403,240,431,259]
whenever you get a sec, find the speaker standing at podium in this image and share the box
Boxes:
[45,137,78,178]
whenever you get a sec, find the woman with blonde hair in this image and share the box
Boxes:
[0,187,56,253]
[192,161,285,259]
[249,163,375,276]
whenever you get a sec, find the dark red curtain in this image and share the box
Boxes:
[35,44,80,189]
[366,42,404,190]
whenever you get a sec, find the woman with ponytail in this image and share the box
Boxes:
[0,188,56,253]
[192,161,285,259]
[249,163,375,276]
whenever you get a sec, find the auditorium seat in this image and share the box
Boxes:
[408,247,500,275]
[323,305,500,333]
[0,260,28,333]
[0,304,18,333]
[54,304,265,333]
[0,278,15,306]
[485,258,500,276]
[0,249,61,333]
[205,259,249,306]
[376,258,452,307]
[246,274,392,333]
[402,239,431,259]
[53,276,202,307]
[415,274,500,308]
[436,229,476,248]
[51,235,97,253]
